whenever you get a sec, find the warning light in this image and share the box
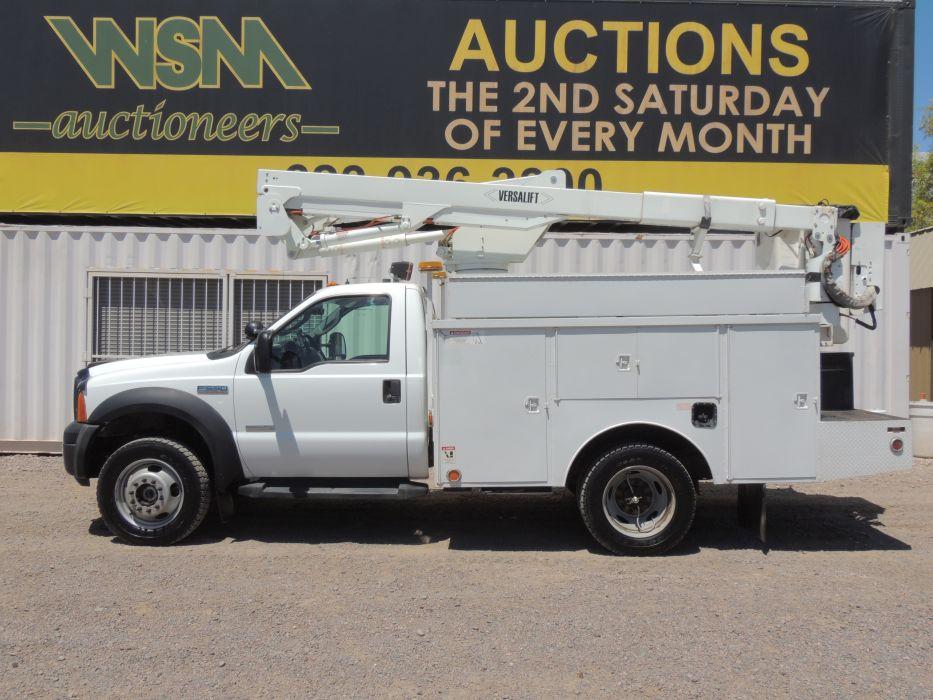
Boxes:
[419,261,443,271]
[890,437,904,455]
[327,281,339,287]
[447,469,461,483]
[432,271,447,279]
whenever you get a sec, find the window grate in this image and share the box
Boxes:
[91,276,224,360]
[231,277,323,343]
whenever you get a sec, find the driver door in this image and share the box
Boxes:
[233,292,409,478]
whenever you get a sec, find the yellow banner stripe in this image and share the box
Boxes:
[0,152,889,223]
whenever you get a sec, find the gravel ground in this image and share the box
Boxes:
[1,454,931,699]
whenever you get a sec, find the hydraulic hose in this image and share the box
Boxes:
[821,236,878,309]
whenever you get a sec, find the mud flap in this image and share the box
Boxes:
[216,492,236,522]
[737,484,767,544]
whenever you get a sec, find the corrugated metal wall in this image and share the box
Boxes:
[845,233,910,414]
[0,225,908,448]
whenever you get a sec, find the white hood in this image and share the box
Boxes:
[88,352,210,378]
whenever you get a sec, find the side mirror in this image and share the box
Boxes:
[244,321,264,340]
[254,330,273,373]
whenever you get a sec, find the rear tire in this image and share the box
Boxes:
[96,437,211,546]
[578,443,696,555]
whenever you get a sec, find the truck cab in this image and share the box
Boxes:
[64,282,432,545]
[231,282,429,480]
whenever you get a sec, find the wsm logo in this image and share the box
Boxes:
[12,16,340,143]
[45,16,310,90]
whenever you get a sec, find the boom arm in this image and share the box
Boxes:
[256,168,875,309]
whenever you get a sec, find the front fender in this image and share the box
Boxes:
[87,387,245,493]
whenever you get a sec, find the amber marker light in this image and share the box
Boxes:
[76,392,88,423]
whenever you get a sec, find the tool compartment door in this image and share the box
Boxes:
[728,323,820,481]
[556,328,637,399]
[436,329,547,485]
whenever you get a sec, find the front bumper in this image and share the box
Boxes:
[63,421,100,486]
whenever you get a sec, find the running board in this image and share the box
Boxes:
[237,481,429,500]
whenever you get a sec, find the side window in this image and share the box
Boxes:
[269,295,390,370]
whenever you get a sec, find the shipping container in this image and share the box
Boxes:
[0,227,909,450]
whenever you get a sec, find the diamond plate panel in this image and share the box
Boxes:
[818,415,913,481]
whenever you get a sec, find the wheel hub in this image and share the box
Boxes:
[603,465,676,539]
[136,483,159,506]
[115,459,185,530]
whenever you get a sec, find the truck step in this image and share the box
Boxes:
[237,480,428,500]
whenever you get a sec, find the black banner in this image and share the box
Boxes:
[0,0,914,223]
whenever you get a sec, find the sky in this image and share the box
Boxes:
[916,1,932,149]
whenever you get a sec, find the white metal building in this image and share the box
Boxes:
[0,225,910,451]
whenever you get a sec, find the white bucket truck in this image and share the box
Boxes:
[63,170,911,554]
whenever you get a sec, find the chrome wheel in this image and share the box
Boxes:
[602,465,676,539]
[114,459,185,530]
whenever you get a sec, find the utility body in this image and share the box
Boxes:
[64,170,912,554]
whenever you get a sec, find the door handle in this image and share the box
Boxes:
[383,379,401,403]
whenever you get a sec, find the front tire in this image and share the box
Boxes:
[96,437,211,546]
[578,443,696,555]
